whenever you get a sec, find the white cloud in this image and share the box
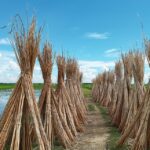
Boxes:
[78,60,115,83]
[8,60,19,70]
[0,50,57,83]
[0,51,115,83]
[144,72,149,83]
[105,48,121,57]
[1,50,150,84]
[85,32,110,40]
[0,38,11,45]
[145,57,149,65]
[105,48,118,54]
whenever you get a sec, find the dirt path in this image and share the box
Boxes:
[69,100,109,150]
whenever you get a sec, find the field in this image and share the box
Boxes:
[0,83,91,91]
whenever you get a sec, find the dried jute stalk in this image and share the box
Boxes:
[0,18,50,150]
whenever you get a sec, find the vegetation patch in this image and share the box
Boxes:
[0,83,91,90]
[96,104,129,150]
[88,104,96,111]
[53,139,64,150]
[82,83,92,98]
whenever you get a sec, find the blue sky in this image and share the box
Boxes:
[0,0,150,83]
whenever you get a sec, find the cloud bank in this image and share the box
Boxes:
[85,32,110,40]
[0,50,150,83]
[0,38,11,45]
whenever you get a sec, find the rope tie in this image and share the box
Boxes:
[44,77,51,85]
[21,70,31,77]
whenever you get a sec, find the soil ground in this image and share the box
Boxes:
[69,100,109,150]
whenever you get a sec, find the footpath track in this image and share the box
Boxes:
[70,100,109,150]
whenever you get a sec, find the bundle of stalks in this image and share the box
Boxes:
[0,19,50,149]
[101,71,115,107]
[54,55,77,148]
[117,42,149,149]
[118,53,133,131]
[66,59,85,132]
[99,72,108,104]
[117,89,148,149]
[100,72,108,105]
[107,71,115,106]
[112,69,124,126]
[96,75,103,103]
[109,61,123,118]
[38,42,53,149]
[95,72,106,104]
[76,69,87,114]
[75,69,85,103]
[123,52,145,136]
[51,90,73,148]
[92,74,102,102]
[97,75,104,103]
[92,70,115,108]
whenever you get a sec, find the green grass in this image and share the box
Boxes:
[0,83,92,90]
[88,103,96,111]
[82,83,92,90]
[82,83,92,98]
[0,83,57,90]
[0,83,15,90]
[96,104,129,150]
[53,139,65,150]
[0,83,44,90]
[54,146,64,150]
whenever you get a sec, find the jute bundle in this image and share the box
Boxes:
[38,42,53,149]
[92,74,102,102]
[0,19,50,150]
[98,74,105,103]
[93,72,108,104]
[118,53,133,131]
[107,71,116,114]
[92,71,115,108]
[123,52,145,136]
[66,59,83,131]
[99,72,108,104]
[75,69,86,108]
[102,71,115,107]
[110,61,122,118]
[100,72,108,105]
[117,90,148,149]
[117,42,149,149]
[51,88,73,148]
[40,53,75,148]
[112,75,124,126]
[66,59,86,128]
[55,56,77,148]
[76,69,87,116]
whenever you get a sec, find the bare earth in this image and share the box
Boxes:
[69,100,109,150]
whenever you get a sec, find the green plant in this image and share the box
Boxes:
[88,104,96,111]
